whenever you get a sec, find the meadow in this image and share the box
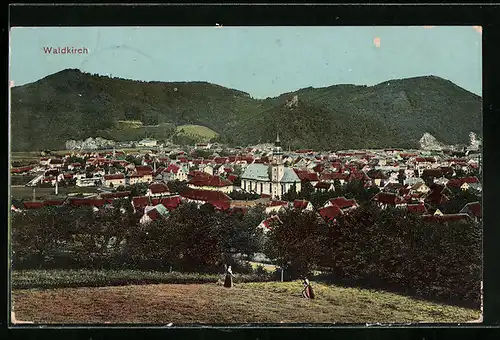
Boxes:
[11,277,481,324]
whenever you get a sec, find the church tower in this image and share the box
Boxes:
[271,132,285,199]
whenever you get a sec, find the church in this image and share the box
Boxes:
[241,133,301,199]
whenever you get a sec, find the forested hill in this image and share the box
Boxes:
[10,69,482,151]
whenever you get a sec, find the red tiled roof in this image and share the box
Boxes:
[327,197,358,209]
[43,200,65,206]
[11,166,34,173]
[406,203,427,214]
[424,190,450,205]
[421,169,443,178]
[320,172,349,181]
[181,187,231,202]
[415,157,437,163]
[166,164,180,174]
[159,196,182,210]
[23,201,45,209]
[261,215,282,229]
[229,207,248,216]
[268,200,288,207]
[315,182,332,189]
[423,214,471,223]
[460,202,482,218]
[294,170,319,182]
[293,200,310,210]
[372,192,403,205]
[104,174,125,180]
[69,198,106,207]
[132,196,150,208]
[100,191,131,199]
[319,204,343,221]
[188,175,232,187]
[208,200,231,211]
[227,174,237,183]
[149,183,170,194]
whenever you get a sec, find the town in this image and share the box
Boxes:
[10,133,482,228]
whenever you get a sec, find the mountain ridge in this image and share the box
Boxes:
[10,69,482,151]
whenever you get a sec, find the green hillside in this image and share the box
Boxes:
[10,69,482,151]
[176,124,219,142]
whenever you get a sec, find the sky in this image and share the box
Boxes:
[9,26,482,98]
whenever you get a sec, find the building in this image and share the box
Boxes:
[187,174,234,194]
[103,174,126,187]
[241,133,301,199]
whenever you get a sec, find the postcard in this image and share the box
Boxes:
[9,25,483,325]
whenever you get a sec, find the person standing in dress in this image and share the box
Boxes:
[224,265,235,288]
[302,278,315,299]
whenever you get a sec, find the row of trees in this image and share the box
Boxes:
[265,203,482,308]
[11,200,266,273]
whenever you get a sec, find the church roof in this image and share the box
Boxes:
[241,163,300,183]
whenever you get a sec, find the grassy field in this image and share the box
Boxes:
[10,186,98,200]
[176,124,218,142]
[11,269,270,290]
[11,279,481,324]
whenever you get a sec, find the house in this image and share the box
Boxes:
[405,203,428,214]
[146,182,171,197]
[180,187,231,205]
[195,143,211,150]
[201,165,214,176]
[100,191,132,200]
[410,182,430,195]
[265,200,289,214]
[366,169,388,187]
[164,163,188,181]
[460,202,482,221]
[187,174,234,194]
[257,215,282,233]
[76,177,101,187]
[319,204,344,222]
[372,192,406,209]
[151,195,183,211]
[293,199,314,211]
[422,213,471,223]
[127,173,153,185]
[132,196,150,212]
[23,201,45,209]
[48,158,64,169]
[138,139,158,147]
[103,174,126,188]
[319,172,348,185]
[446,177,480,191]
[140,204,169,224]
[323,197,359,211]
[315,181,334,192]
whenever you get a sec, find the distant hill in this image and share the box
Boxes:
[10,69,482,151]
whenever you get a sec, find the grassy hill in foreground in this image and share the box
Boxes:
[10,69,482,151]
[12,280,480,324]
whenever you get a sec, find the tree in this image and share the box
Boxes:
[264,208,328,278]
[167,180,188,194]
[297,182,314,201]
[282,184,299,202]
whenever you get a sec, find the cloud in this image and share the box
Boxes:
[472,26,482,34]
[373,37,381,48]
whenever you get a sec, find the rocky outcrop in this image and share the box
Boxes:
[419,133,444,150]
[66,137,116,150]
